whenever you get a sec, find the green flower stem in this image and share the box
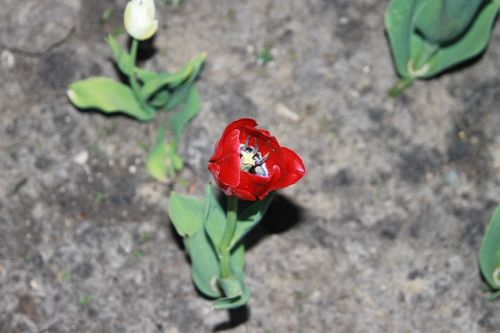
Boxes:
[129,39,142,102]
[219,196,239,279]
[388,77,413,97]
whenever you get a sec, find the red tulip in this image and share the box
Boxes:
[208,118,305,201]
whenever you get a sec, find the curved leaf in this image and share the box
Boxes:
[203,185,227,255]
[480,205,500,291]
[184,230,222,299]
[229,193,275,250]
[212,269,249,310]
[140,52,206,102]
[385,0,420,77]
[171,86,200,144]
[167,192,204,237]
[106,34,157,82]
[146,122,167,182]
[413,0,484,44]
[67,77,154,121]
[422,1,500,78]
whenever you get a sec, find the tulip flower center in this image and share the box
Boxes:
[239,137,269,177]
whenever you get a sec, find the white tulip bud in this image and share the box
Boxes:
[124,0,159,41]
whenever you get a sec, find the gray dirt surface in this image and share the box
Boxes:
[1,0,500,332]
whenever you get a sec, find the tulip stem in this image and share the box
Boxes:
[219,196,239,279]
[129,39,142,102]
[388,77,413,97]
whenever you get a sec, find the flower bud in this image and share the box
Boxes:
[124,0,159,41]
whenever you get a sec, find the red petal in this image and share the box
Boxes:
[208,129,240,188]
[275,147,306,188]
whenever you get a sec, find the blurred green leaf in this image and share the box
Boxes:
[229,193,274,250]
[106,34,157,81]
[167,192,204,238]
[203,185,227,254]
[256,47,272,66]
[164,82,192,111]
[168,191,222,298]
[67,77,154,121]
[413,0,483,44]
[184,229,222,299]
[106,35,134,76]
[150,90,171,108]
[101,8,113,23]
[165,143,184,177]
[146,123,167,182]
[141,52,206,103]
[212,270,249,310]
[480,205,500,293]
[422,0,500,78]
[171,86,200,144]
[384,0,419,77]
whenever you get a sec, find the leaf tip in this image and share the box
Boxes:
[67,89,76,103]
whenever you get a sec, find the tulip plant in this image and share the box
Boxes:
[479,205,500,300]
[67,0,205,180]
[385,0,500,96]
[168,119,305,310]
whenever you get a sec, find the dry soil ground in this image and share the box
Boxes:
[1,0,500,332]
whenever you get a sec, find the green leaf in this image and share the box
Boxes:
[422,1,500,78]
[212,271,250,310]
[229,193,275,250]
[413,0,484,44]
[231,243,245,272]
[146,123,167,182]
[168,191,222,298]
[165,143,184,177]
[67,77,154,121]
[384,0,420,77]
[167,192,204,237]
[480,205,500,292]
[203,185,227,254]
[171,86,200,144]
[165,82,192,111]
[184,230,222,299]
[106,35,134,77]
[140,52,206,102]
[106,34,157,81]
[488,290,500,301]
[150,90,171,108]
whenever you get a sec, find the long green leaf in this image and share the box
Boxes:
[184,230,222,299]
[140,52,206,102]
[385,0,420,77]
[422,1,500,78]
[203,185,227,254]
[171,87,200,144]
[480,205,500,292]
[229,193,275,250]
[212,270,250,310]
[167,192,204,238]
[106,34,157,82]
[67,77,154,121]
[413,0,484,44]
[106,35,134,76]
[146,123,167,182]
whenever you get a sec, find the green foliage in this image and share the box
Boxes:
[229,192,274,250]
[146,123,183,181]
[479,205,500,300]
[413,0,484,44]
[167,192,204,237]
[67,77,155,121]
[385,0,500,95]
[167,185,271,310]
[68,34,206,179]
